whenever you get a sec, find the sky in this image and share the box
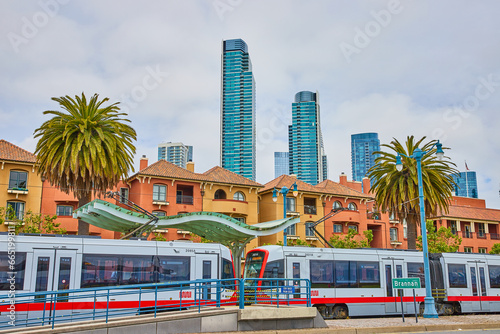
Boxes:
[0,0,499,209]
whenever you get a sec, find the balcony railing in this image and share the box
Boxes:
[304,205,317,215]
[367,212,381,220]
[176,195,194,205]
[491,233,500,240]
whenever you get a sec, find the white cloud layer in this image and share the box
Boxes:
[0,0,498,208]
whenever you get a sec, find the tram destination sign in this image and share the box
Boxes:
[392,278,421,289]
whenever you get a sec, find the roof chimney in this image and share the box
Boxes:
[290,174,297,179]
[339,172,347,185]
[140,155,148,170]
[186,161,194,172]
[362,177,371,194]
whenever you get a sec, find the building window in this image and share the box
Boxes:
[153,184,167,202]
[477,223,485,238]
[286,197,296,212]
[56,205,73,216]
[233,191,245,201]
[153,211,166,217]
[478,248,487,254]
[333,224,343,233]
[214,189,226,199]
[176,185,194,205]
[304,198,316,215]
[233,217,245,224]
[9,171,28,190]
[348,225,358,233]
[6,201,25,220]
[305,222,315,237]
[403,219,407,239]
[285,223,296,236]
[464,247,473,253]
[333,201,342,210]
[449,220,457,235]
[390,228,398,241]
[347,202,357,211]
[120,188,129,204]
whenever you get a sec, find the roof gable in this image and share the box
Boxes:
[203,166,262,187]
[0,139,36,163]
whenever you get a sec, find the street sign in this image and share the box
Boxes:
[392,277,421,289]
[280,286,295,294]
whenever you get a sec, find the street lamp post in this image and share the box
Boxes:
[272,183,298,246]
[396,140,444,318]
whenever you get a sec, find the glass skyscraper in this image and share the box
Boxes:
[158,142,193,169]
[452,171,478,198]
[274,152,289,178]
[288,91,327,185]
[351,133,380,183]
[220,39,256,181]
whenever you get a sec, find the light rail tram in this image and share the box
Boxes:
[243,245,500,319]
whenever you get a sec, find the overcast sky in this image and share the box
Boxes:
[1,0,499,209]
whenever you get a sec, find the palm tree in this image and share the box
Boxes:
[34,93,137,235]
[367,136,457,249]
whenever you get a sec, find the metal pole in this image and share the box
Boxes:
[413,289,418,323]
[400,290,404,322]
[415,149,439,318]
[283,188,288,246]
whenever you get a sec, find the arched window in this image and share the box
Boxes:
[214,189,226,199]
[233,191,245,201]
[348,202,357,211]
[333,201,342,210]
[153,211,166,217]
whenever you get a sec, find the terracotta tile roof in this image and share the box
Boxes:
[131,160,262,187]
[130,159,210,182]
[259,175,323,194]
[203,166,262,187]
[0,139,36,163]
[315,179,373,199]
[433,205,500,223]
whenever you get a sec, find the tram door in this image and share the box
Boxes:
[30,248,77,300]
[286,255,307,299]
[196,254,218,300]
[382,258,405,314]
[468,261,490,312]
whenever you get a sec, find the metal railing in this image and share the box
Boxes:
[176,195,194,205]
[0,278,311,330]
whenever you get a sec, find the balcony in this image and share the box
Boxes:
[304,205,317,215]
[176,195,193,205]
[366,212,381,220]
[211,199,248,215]
[491,233,500,240]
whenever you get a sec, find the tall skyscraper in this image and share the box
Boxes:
[351,133,380,183]
[220,39,256,181]
[274,152,289,178]
[158,142,193,169]
[288,91,327,185]
[452,170,478,198]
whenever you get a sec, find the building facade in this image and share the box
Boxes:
[220,38,256,181]
[288,91,327,185]
[0,140,43,233]
[351,132,380,184]
[452,171,478,198]
[157,142,193,169]
[274,152,289,178]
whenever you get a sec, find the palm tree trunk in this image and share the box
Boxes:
[406,215,418,250]
[77,193,92,235]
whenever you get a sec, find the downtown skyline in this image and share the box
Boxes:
[0,1,498,208]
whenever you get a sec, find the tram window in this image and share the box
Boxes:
[358,262,380,288]
[310,260,333,288]
[81,255,119,288]
[221,259,234,285]
[407,262,425,288]
[448,264,467,288]
[488,265,500,288]
[0,252,26,290]
[335,261,357,288]
[262,260,284,287]
[121,256,155,285]
[158,256,190,282]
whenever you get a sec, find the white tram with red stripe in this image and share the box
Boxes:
[0,235,234,320]
[243,245,500,318]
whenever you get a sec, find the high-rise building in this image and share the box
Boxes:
[158,142,193,169]
[288,91,327,185]
[351,133,380,183]
[452,171,478,198]
[220,38,256,181]
[274,152,289,178]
